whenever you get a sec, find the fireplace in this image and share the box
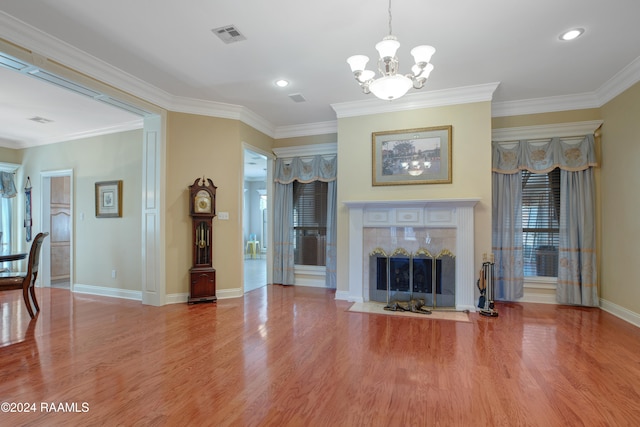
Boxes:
[369,247,456,308]
[343,198,479,311]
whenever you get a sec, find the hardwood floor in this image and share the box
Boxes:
[1,286,640,426]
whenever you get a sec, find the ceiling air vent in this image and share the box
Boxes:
[288,93,306,103]
[212,25,246,44]
[28,116,54,124]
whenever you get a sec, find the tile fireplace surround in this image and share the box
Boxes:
[342,198,480,311]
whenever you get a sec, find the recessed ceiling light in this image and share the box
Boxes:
[560,28,584,41]
[275,79,289,88]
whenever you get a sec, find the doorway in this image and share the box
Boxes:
[40,170,73,289]
[243,147,268,293]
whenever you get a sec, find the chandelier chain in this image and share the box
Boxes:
[387,0,393,36]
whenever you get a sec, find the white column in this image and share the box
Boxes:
[348,206,364,302]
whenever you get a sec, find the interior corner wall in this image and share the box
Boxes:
[19,129,143,291]
[600,81,640,314]
[165,112,274,297]
[335,101,493,297]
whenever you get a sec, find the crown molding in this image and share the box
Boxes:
[272,142,337,158]
[274,121,338,139]
[4,11,640,139]
[15,119,144,149]
[168,96,275,137]
[331,82,500,119]
[0,12,174,110]
[492,120,603,141]
[596,55,640,106]
[0,12,276,137]
[491,92,601,118]
[492,55,640,117]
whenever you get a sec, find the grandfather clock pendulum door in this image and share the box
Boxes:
[188,177,217,304]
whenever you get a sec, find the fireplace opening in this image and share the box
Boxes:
[369,248,455,308]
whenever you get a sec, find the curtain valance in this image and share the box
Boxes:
[274,155,336,184]
[492,134,596,174]
[0,171,17,198]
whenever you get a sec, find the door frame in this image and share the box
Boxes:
[40,169,74,289]
[242,143,274,292]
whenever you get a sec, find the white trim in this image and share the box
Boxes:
[242,142,275,293]
[343,198,479,311]
[331,83,500,119]
[273,143,337,158]
[596,55,640,106]
[73,283,142,301]
[600,298,640,329]
[275,121,338,139]
[0,162,19,172]
[492,120,603,141]
[334,290,351,301]
[3,11,640,140]
[165,292,189,304]
[217,287,243,299]
[39,169,74,290]
[294,265,326,288]
[516,294,557,304]
[492,93,601,118]
[169,96,275,138]
[15,119,143,149]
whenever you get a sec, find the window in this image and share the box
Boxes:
[522,168,560,277]
[293,180,327,266]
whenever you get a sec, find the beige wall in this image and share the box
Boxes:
[600,81,640,313]
[0,146,22,165]
[336,102,493,294]
[165,112,274,296]
[19,130,143,290]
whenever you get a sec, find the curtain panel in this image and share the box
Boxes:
[0,171,17,198]
[273,155,337,287]
[492,135,598,306]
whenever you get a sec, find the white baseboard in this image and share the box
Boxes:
[217,288,243,299]
[73,283,142,301]
[600,298,640,328]
[516,293,558,304]
[334,290,351,301]
[166,289,242,303]
[166,293,189,304]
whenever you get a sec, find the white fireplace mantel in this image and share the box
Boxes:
[342,198,480,311]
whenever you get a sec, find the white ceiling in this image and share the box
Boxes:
[1,0,640,150]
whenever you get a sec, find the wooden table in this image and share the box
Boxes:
[0,253,27,272]
[0,253,27,262]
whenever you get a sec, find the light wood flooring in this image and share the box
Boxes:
[1,286,640,426]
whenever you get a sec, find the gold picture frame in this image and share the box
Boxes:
[95,180,123,218]
[372,125,452,186]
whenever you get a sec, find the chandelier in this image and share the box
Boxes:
[347,0,436,101]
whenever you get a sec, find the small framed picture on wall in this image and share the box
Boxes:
[95,180,123,218]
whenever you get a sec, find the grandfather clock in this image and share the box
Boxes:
[188,177,217,304]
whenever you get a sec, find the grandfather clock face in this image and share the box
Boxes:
[194,190,212,214]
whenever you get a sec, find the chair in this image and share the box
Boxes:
[0,232,49,318]
[245,233,260,259]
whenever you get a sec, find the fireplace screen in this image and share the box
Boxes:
[369,248,456,308]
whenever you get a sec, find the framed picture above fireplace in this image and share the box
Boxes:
[372,125,452,186]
